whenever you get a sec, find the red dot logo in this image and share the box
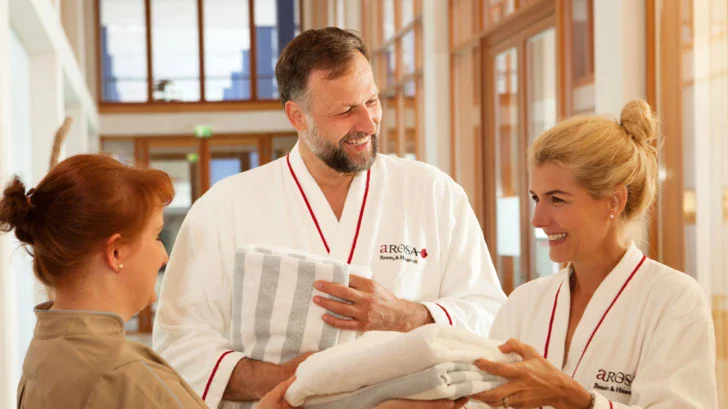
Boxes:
[421,249,428,258]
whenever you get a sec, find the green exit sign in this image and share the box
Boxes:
[194,125,213,138]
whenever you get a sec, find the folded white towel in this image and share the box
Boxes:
[303,362,504,409]
[285,324,520,406]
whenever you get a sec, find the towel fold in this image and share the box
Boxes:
[304,362,504,409]
[285,324,520,407]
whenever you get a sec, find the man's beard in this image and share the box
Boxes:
[304,120,379,174]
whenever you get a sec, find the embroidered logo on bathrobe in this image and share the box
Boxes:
[379,244,427,264]
[594,369,634,396]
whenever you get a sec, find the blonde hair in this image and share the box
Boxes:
[528,100,659,222]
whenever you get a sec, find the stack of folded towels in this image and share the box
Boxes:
[284,324,520,409]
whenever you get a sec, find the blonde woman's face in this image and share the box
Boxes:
[529,164,612,264]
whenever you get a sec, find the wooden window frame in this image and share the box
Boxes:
[364,0,424,160]
[95,0,303,113]
[451,0,578,294]
[647,0,684,270]
[101,132,296,334]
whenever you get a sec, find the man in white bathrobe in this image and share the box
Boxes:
[153,27,505,409]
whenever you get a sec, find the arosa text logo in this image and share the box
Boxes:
[379,244,427,264]
[593,369,634,396]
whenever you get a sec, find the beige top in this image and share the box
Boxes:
[17,302,208,409]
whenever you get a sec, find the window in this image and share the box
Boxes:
[97,0,301,106]
[566,0,595,115]
[204,0,251,101]
[101,132,296,335]
[151,0,200,102]
[364,0,424,160]
[450,0,565,293]
[99,0,148,102]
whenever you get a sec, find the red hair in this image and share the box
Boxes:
[0,154,174,286]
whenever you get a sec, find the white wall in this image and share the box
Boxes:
[9,28,37,385]
[101,110,294,137]
[0,0,16,405]
[0,1,99,404]
[421,0,451,173]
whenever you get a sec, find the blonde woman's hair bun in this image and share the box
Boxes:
[619,99,657,147]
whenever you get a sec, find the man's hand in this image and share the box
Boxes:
[224,352,315,401]
[280,351,315,378]
[312,274,434,332]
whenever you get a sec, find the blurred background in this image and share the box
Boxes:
[0,0,726,407]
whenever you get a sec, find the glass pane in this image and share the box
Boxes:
[335,0,346,28]
[272,135,298,160]
[494,47,523,288]
[382,95,397,154]
[209,142,260,184]
[383,0,395,39]
[255,0,299,99]
[151,0,200,102]
[401,0,414,27]
[99,0,148,102]
[571,0,595,114]
[571,0,593,81]
[294,0,301,36]
[102,139,136,165]
[403,81,417,160]
[204,0,251,101]
[386,44,396,87]
[404,80,416,97]
[211,158,242,184]
[487,0,516,26]
[140,142,200,336]
[402,30,415,76]
[527,28,560,278]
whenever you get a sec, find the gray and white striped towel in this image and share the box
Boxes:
[222,245,371,409]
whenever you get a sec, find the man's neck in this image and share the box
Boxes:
[298,143,356,220]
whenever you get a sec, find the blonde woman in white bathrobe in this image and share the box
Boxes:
[471,100,718,409]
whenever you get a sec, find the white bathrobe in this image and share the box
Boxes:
[153,143,506,409]
[489,244,718,409]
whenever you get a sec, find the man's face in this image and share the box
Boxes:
[301,53,382,174]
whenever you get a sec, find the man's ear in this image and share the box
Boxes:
[284,101,309,132]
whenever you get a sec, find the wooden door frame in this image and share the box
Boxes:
[482,1,557,294]
[653,0,685,271]
[104,132,295,333]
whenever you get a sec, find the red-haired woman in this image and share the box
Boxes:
[1,154,469,409]
[1,155,283,409]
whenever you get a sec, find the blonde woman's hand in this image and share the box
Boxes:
[375,398,469,409]
[470,339,591,409]
[257,376,299,409]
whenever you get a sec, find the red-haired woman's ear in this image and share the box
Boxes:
[105,234,123,272]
